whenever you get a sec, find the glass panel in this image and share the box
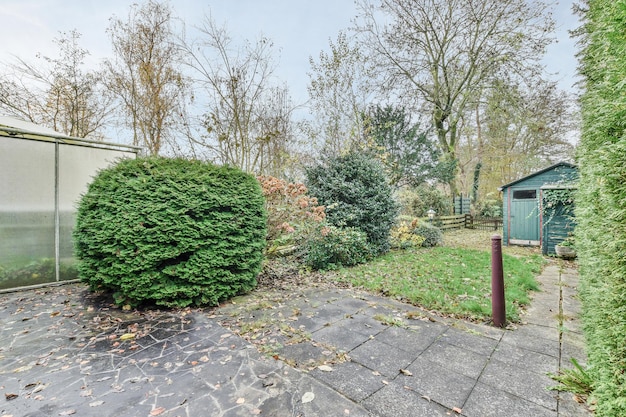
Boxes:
[58,144,136,280]
[513,189,537,200]
[0,137,56,289]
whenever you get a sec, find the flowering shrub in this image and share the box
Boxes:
[390,217,426,249]
[257,176,326,256]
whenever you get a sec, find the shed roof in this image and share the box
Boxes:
[0,116,62,136]
[498,161,577,191]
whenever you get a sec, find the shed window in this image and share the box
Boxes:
[513,189,537,200]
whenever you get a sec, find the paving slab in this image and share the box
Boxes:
[1,260,593,416]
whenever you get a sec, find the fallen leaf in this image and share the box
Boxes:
[119,333,135,341]
[89,401,104,407]
[250,409,262,415]
[150,407,166,416]
[301,392,315,403]
[58,410,76,416]
[50,311,61,317]
[4,393,18,401]
[382,380,389,385]
[318,365,333,372]
[452,407,462,414]
[236,398,245,404]
[372,371,381,376]
[400,369,413,376]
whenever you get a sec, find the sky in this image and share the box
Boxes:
[1,0,582,108]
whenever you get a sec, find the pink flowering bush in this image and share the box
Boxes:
[257,176,326,256]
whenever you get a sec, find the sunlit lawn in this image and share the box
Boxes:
[335,230,545,322]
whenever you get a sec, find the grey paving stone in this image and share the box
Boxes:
[419,338,489,380]
[277,342,328,367]
[479,357,558,410]
[463,382,557,417]
[372,322,445,355]
[405,356,476,409]
[311,323,369,352]
[349,338,416,378]
[438,327,500,356]
[309,360,385,402]
[558,392,594,417]
[491,339,559,375]
[361,382,451,417]
[500,325,560,357]
[295,374,371,417]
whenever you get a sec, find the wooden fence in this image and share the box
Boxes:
[431,214,502,232]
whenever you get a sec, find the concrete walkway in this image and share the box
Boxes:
[0,262,590,416]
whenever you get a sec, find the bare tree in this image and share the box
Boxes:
[181,16,296,175]
[306,31,371,154]
[456,77,577,199]
[0,30,111,139]
[104,0,188,155]
[354,0,556,195]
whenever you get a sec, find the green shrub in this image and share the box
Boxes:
[305,152,398,255]
[398,185,452,217]
[475,198,503,218]
[304,225,371,270]
[389,217,426,249]
[413,222,443,247]
[73,156,267,308]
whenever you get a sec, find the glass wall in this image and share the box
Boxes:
[0,135,138,290]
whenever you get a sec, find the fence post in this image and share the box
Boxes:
[491,235,506,328]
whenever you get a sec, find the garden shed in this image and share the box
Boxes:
[0,116,141,290]
[498,162,578,255]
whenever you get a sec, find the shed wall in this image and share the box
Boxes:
[501,164,578,247]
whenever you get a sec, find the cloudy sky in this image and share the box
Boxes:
[1,0,581,106]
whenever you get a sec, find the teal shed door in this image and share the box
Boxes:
[509,188,540,246]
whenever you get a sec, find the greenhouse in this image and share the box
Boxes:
[0,116,141,290]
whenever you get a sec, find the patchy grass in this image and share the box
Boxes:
[335,244,545,322]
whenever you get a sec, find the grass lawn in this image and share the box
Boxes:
[335,229,546,322]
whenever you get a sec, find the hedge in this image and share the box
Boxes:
[74,156,267,308]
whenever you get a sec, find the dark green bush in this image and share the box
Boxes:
[73,156,267,308]
[304,225,371,270]
[305,152,398,255]
[413,222,443,247]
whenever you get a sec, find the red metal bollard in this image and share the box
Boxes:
[491,235,506,328]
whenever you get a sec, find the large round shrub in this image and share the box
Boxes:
[305,152,398,255]
[74,156,267,308]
